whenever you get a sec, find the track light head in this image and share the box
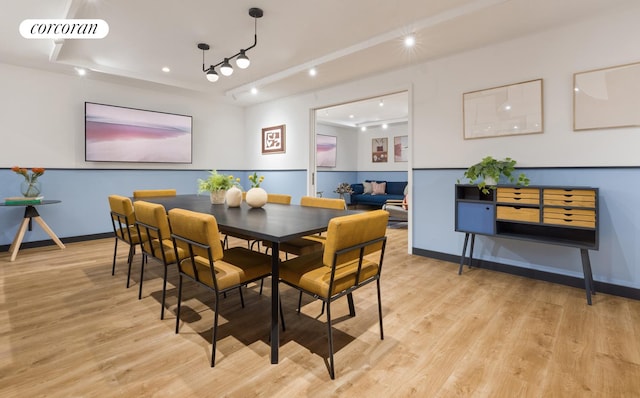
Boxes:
[220,58,233,76]
[206,67,219,82]
[236,50,250,69]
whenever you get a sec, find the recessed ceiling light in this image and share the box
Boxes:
[309,67,317,77]
[75,67,86,76]
[379,100,384,107]
[251,87,258,95]
[382,124,388,129]
[162,66,170,73]
[404,35,416,48]
[349,114,354,119]
[360,126,367,132]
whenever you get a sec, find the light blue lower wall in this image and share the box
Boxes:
[0,169,307,246]
[4,167,637,290]
[413,167,640,290]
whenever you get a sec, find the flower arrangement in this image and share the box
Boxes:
[12,166,45,197]
[334,182,354,195]
[198,170,238,193]
[248,172,264,188]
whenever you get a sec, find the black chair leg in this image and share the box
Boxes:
[297,291,303,312]
[111,238,118,276]
[211,296,220,367]
[259,278,264,295]
[326,301,335,379]
[160,265,168,320]
[238,286,245,308]
[347,293,356,317]
[377,279,384,340]
[138,256,145,300]
[175,275,183,334]
[126,248,134,288]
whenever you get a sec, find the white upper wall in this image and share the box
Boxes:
[245,1,640,169]
[0,63,246,169]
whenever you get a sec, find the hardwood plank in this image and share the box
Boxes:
[1,228,639,397]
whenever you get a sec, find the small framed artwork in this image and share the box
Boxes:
[261,124,286,154]
[394,135,408,162]
[372,137,388,163]
[463,79,543,139]
[316,134,337,167]
[574,61,640,131]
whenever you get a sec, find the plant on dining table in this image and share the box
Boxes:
[197,170,238,193]
[248,172,265,188]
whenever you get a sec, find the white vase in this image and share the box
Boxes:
[225,186,243,207]
[246,187,268,208]
[210,189,227,204]
[483,176,497,186]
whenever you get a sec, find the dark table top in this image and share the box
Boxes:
[135,194,353,242]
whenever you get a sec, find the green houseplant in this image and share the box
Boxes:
[198,170,237,204]
[461,156,529,194]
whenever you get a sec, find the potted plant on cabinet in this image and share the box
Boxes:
[461,156,529,194]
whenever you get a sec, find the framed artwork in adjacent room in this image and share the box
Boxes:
[372,137,388,163]
[574,61,640,130]
[262,124,286,154]
[316,134,337,167]
[463,79,543,139]
[394,135,408,162]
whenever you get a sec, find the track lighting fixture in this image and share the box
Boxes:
[198,7,263,82]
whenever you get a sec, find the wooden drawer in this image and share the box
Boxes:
[543,207,596,228]
[496,206,540,222]
[543,189,595,207]
[497,187,540,205]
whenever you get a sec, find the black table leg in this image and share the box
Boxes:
[271,241,280,363]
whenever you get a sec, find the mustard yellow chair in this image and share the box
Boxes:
[133,201,184,320]
[108,195,146,288]
[279,209,388,379]
[132,189,177,198]
[168,208,273,367]
[263,196,347,256]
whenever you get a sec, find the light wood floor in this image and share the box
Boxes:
[1,228,639,397]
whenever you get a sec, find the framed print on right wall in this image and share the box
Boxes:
[463,79,543,139]
[574,61,640,131]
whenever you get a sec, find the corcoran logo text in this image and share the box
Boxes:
[19,19,109,39]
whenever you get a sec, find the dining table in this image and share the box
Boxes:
[135,194,353,364]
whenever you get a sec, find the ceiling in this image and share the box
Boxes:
[1,0,631,125]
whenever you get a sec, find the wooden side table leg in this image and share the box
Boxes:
[32,216,66,249]
[9,217,31,261]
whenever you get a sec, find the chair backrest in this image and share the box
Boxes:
[168,208,224,262]
[323,209,388,267]
[133,201,171,240]
[133,189,177,198]
[300,196,346,210]
[108,194,136,223]
[267,193,292,204]
[108,195,137,243]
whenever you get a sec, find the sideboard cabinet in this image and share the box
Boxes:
[455,184,599,304]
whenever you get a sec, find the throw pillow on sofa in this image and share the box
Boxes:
[372,181,386,195]
[363,181,373,194]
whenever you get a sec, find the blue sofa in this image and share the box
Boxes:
[349,181,407,207]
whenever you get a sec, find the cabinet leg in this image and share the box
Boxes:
[458,233,475,275]
[580,249,595,305]
[469,234,476,269]
[458,233,469,275]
